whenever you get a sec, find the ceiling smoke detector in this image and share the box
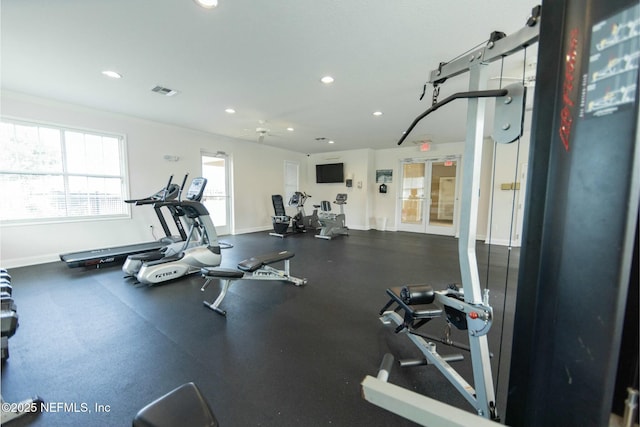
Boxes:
[151,85,178,97]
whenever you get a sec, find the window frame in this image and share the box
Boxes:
[284,160,299,204]
[0,116,131,226]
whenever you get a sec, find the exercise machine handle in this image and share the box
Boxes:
[377,353,395,382]
[162,175,174,201]
[397,88,509,146]
[178,173,189,201]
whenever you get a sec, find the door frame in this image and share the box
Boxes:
[396,156,461,236]
[201,150,233,236]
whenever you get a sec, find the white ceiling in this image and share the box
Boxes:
[1,0,539,154]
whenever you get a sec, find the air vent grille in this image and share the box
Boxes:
[151,85,178,97]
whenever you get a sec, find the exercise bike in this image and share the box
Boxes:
[315,193,348,240]
[269,192,320,238]
[269,194,293,238]
[289,192,321,232]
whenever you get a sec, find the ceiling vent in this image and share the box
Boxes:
[151,85,178,97]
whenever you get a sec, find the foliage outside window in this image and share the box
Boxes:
[0,119,128,223]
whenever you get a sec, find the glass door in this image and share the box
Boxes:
[398,162,427,233]
[425,159,458,235]
[201,152,232,235]
[397,158,459,236]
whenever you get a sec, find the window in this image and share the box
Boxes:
[0,119,128,223]
[284,161,299,203]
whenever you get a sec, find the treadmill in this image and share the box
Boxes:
[59,176,187,268]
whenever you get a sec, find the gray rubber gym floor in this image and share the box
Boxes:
[1,229,519,426]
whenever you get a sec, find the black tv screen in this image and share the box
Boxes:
[316,163,344,183]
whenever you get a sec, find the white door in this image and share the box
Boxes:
[201,152,232,235]
[397,158,459,236]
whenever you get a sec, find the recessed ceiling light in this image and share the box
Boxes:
[287,127,294,132]
[225,108,236,114]
[320,76,334,84]
[373,111,383,116]
[194,0,218,8]
[102,70,122,79]
[328,140,335,144]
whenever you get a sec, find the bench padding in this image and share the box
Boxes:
[385,286,442,320]
[237,251,294,272]
[200,267,244,279]
[133,382,218,427]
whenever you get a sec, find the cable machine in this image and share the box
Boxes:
[506,0,640,425]
[361,6,540,425]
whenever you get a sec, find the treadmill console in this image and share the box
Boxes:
[186,177,207,201]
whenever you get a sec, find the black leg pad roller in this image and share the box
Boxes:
[133,382,218,427]
[400,285,435,305]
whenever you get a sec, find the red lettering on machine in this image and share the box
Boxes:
[559,28,580,152]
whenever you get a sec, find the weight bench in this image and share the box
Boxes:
[200,250,307,316]
[133,382,218,427]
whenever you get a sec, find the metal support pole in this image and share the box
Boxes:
[458,63,497,419]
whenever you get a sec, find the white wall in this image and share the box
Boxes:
[485,131,531,246]
[0,92,308,267]
[305,149,374,230]
[307,137,528,246]
[373,142,470,232]
[0,92,530,267]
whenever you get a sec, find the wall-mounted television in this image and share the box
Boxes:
[316,163,344,183]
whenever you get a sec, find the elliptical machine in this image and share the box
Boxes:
[289,192,321,232]
[315,193,349,240]
[131,178,223,285]
[123,176,208,277]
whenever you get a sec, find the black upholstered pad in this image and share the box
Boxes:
[399,284,435,305]
[271,195,287,216]
[133,382,218,427]
[237,250,295,272]
[200,267,244,279]
[386,287,442,319]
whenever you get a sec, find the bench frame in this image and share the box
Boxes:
[200,251,307,316]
